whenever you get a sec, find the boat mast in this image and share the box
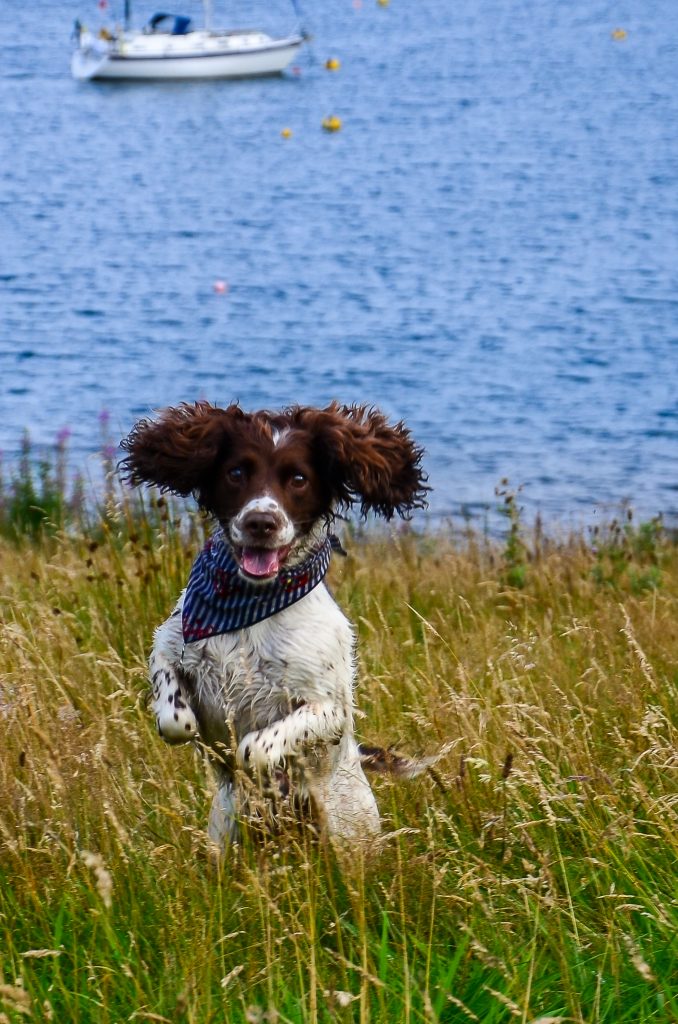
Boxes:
[203,0,212,30]
[124,0,131,29]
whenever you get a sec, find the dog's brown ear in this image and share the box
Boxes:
[292,402,429,519]
[120,401,244,497]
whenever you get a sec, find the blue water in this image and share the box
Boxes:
[2,0,678,523]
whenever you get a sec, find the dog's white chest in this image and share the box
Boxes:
[169,583,354,739]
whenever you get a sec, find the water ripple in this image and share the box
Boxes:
[1,0,678,522]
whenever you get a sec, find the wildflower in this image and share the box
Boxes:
[219,965,244,989]
[324,991,358,1008]
[623,934,655,982]
[0,981,32,1017]
[80,850,113,908]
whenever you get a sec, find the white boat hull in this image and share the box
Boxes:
[72,31,303,81]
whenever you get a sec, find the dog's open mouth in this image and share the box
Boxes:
[237,544,292,580]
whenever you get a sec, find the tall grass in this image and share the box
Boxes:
[1,491,677,1022]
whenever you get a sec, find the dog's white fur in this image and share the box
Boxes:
[151,526,380,847]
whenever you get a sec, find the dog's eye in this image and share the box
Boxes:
[289,473,308,490]
[227,466,245,484]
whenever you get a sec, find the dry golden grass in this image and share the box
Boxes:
[1,512,676,1022]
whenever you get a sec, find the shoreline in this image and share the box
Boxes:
[2,428,676,543]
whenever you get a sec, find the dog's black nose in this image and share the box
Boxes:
[242,511,280,541]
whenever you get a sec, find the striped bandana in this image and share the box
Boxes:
[182,529,333,643]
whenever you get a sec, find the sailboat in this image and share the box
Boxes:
[71,0,305,81]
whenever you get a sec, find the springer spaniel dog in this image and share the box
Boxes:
[121,401,428,848]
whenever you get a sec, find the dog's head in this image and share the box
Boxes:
[120,402,428,580]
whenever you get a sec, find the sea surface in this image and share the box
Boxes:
[1,0,678,526]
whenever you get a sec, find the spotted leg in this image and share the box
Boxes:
[207,776,238,848]
[150,651,198,744]
[236,701,346,772]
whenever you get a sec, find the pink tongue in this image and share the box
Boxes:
[242,547,281,578]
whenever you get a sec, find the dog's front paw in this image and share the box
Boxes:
[237,729,285,772]
[155,687,199,744]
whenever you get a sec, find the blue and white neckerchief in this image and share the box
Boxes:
[182,529,334,643]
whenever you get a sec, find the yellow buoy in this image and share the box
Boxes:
[281,127,293,139]
[377,0,390,7]
[611,27,627,40]
[325,57,341,71]
[322,115,342,132]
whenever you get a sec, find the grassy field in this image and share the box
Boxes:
[1,504,677,1023]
